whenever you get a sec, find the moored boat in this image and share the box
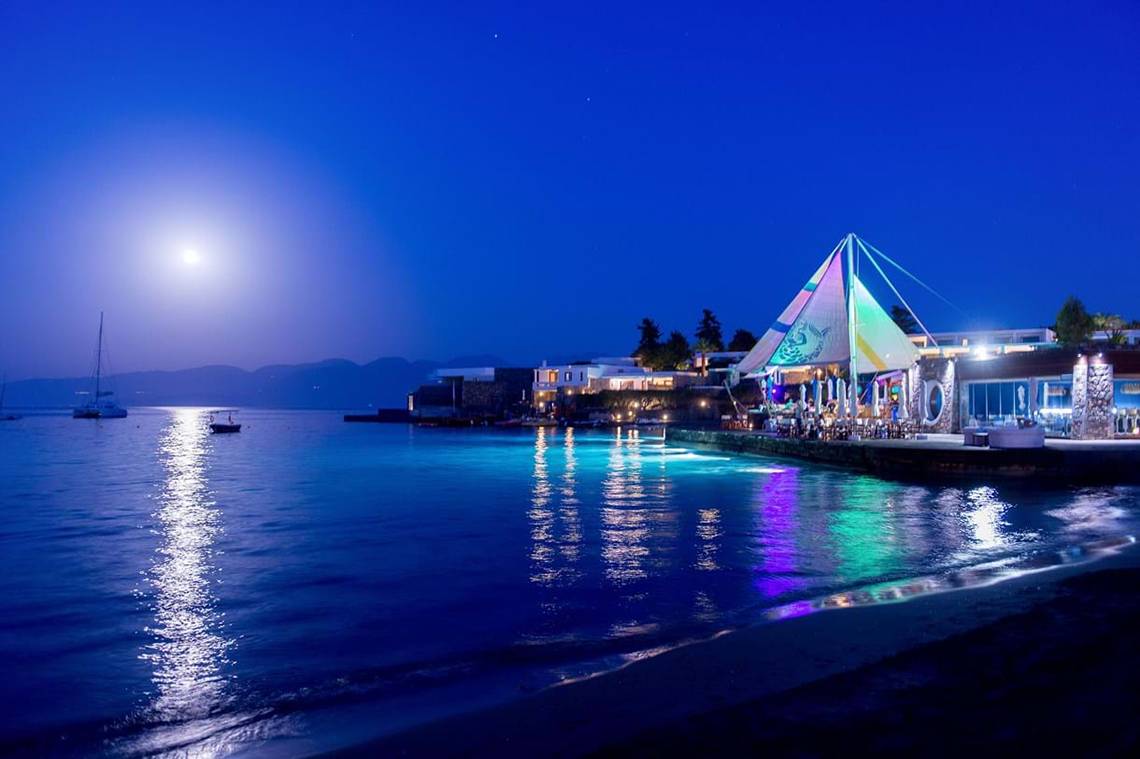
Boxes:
[73,312,127,420]
[209,409,241,433]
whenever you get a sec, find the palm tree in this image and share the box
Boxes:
[693,338,717,376]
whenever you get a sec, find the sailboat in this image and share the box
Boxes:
[0,374,21,421]
[73,312,128,419]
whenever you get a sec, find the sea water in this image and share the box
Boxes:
[1,408,1137,755]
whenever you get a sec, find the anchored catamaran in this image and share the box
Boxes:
[73,312,127,419]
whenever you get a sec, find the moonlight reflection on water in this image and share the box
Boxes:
[132,410,237,753]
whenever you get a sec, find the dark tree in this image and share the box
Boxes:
[727,328,759,352]
[695,309,724,351]
[1055,296,1094,346]
[889,305,919,335]
[634,317,662,367]
[659,330,692,370]
[635,317,661,355]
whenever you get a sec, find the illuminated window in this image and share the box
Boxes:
[967,380,1035,421]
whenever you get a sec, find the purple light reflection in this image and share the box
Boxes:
[752,466,809,600]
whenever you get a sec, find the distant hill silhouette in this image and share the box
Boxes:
[3,355,511,410]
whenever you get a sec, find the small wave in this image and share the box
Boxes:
[765,534,1136,621]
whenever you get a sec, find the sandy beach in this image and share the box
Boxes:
[345,545,1140,757]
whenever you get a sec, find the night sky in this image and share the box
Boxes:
[2,1,1138,379]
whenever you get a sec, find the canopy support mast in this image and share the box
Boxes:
[845,234,857,415]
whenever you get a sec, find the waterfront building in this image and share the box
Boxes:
[910,343,1140,439]
[532,357,699,411]
[731,233,1140,440]
[408,366,532,420]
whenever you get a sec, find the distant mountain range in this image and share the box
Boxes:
[2,355,510,410]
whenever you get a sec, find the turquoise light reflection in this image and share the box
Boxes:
[528,427,583,587]
[829,477,904,583]
[601,428,650,585]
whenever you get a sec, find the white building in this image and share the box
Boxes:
[1093,328,1140,346]
[908,326,1140,359]
[909,327,1055,350]
[532,358,697,410]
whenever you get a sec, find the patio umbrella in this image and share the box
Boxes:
[813,377,822,415]
[872,379,881,417]
[899,377,910,420]
[799,384,808,412]
[837,379,847,419]
[828,376,835,403]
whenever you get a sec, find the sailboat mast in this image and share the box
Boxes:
[845,234,858,414]
[95,311,103,400]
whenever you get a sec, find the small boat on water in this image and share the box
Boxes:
[209,410,241,434]
[0,374,20,421]
[73,312,127,420]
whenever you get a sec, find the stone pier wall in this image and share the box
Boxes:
[666,426,1140,482]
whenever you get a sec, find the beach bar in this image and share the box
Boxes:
[670,233,1140,479]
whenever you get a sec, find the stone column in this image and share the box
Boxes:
[945,359,958,433]
[1071,357,1088,438]
[912,358,956,432]
[1072,356,1115,440]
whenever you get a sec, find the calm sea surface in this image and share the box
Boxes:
[1,408,1137,755]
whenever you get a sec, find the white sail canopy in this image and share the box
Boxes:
[735,237,919,377]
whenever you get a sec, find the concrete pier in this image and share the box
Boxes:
[667,428,1140,483]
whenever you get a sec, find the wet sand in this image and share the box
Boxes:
[341,547,1140,757]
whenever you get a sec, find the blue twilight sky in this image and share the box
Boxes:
[1,1,1138,378]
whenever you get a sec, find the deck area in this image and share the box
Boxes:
[667,428,1140,483]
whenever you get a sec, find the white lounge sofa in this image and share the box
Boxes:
[987,425,1046,449]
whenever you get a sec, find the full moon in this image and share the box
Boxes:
[181,248,202,266]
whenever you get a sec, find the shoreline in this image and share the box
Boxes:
[337,542,1140,757]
